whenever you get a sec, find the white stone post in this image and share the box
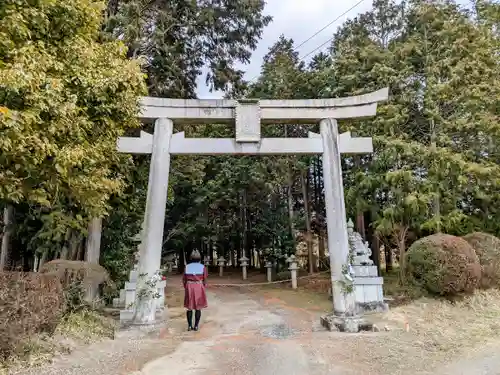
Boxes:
[217,257,226,277]
[239,256,249,280]
[265,261,273,282]
[133,118,173,325]
[287,255,299,289]
[203,256,211,267]
[320,119,357,322]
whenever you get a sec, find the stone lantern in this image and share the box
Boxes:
[286,254,299,289]
[264,260,273,282]
[217,256,226,277]
[239,255,249,280]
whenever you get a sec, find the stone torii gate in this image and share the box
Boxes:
[117,88,389,329]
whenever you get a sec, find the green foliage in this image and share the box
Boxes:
[0,0,145,257]
[310,0,500,268]
[405,233,481,296]
[463,232,500,289]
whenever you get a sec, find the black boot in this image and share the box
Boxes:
[186,310,193,331]
[194,310,201,331]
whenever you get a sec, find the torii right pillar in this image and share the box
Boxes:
[320,118,372,333]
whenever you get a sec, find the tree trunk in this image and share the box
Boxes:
[371,235,381,275]
[0,205,14,271]
[60,229,72,260]
[85,217,103,302]
[396,226,409,284]
[177,247,185,274]
[318,231,326,269]
[39,249,48,270]
[284,126,296,246]
[300,170,314,274]
[85,218,102,264]
[229,240,235,267]
[33,255,40,272]
[76,238,84,261]
[356,213,366,240]
[69,230,80,260]
[287,170,295,242]
[242,189,249,260]
[384,236,393,272]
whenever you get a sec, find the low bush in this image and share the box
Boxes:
[0,272,64,359]
[405,233,481,296]
[275,270,291,281]
[463,232,500,289]
[275,268,307,281]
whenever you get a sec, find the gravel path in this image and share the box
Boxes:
[140,290,349,375]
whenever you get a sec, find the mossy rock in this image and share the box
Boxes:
[463,232,500,289]
[405,233,481,296]
[40,260,109,288]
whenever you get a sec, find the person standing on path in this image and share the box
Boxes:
[183,249,208,331]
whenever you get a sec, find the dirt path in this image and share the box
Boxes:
[141,289,345,375]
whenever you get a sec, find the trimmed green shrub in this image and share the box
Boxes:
[463,232,500,289]
[405,233,481,296]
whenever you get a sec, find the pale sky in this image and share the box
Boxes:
[196,0,470,99]
[196,0,375,99]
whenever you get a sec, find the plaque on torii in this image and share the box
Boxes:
[116,88,389,327]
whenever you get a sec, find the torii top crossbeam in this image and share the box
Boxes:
[139,88,388,124]
[119,88,389,155]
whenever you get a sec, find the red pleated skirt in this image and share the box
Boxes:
[184,282,208,310]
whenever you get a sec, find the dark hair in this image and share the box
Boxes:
[190,250,201,262]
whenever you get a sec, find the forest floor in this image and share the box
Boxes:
[7,271,500,375]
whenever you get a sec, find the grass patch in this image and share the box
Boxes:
[1,310,115,373]
[252,285,332,313]
[55,310,116,343]
[384,288,500,353]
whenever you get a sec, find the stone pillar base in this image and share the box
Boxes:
[320,313,373,333]
[119,307,166,327]
[356,301,389,313]
[115,320,168,339]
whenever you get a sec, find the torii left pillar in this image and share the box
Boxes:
[124,118,172,325]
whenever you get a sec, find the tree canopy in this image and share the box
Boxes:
[0,0,145,259]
